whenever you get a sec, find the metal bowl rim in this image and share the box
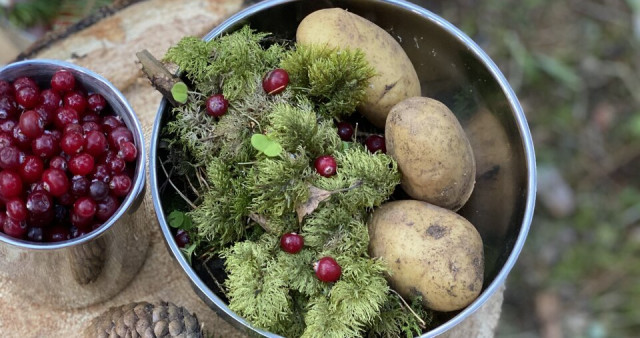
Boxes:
[151,0,537,336]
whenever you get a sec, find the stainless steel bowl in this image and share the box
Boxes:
[0,59,148,308]
[150,0,536,336]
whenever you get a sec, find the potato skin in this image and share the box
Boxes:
[386,97,475,211]
[368,200,484,312]
[296,8,420,128]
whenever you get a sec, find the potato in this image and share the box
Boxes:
[368,200,484,312]
[296,8,420,128]
[386,97,475,211]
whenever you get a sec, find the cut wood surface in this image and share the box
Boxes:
[0,0,504,336]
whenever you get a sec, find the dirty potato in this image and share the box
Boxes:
[368,200,484,312]
[296,8,420,128]
[386,97,475,211]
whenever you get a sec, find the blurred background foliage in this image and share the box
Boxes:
[420,0,640,337]
[2,0,639,337]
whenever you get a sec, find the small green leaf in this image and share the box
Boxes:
[342,141,351,151]
[167,210,185,228]
[251,133,270,150]
[251,133,282,157]
[171,82,188,103]
[263,142,283,157]
[180,242,197,265]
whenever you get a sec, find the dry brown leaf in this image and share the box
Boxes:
[296,186,333,223]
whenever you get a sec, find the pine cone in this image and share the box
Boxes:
[84,301,203,338]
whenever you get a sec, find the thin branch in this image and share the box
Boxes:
[389,289,426,328]
[185,173,201,198]
[159,158,197,209]
[201,259,228,299]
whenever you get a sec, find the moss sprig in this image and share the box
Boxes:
[281,44,375,118]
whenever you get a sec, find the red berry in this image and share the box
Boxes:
[314,257,342,283]
[0,96,19,119]
[175,229,190,248]
[57,192,75,207]
[0,118,16,133]
[71,212,93,228]
[0,145,22,170]
[336,121,354,141]
[69,153,95,176]
[108,126,133,149]
[82,112,101,123]
[0,131,13,148]
[101,115,123,133]
[34,104,55,126]
[89,180,109,201]
[74,197,97,219]
[46,225,70,242]
[20,155,44,184]
[51,70,75,93]
[205,94,229,117]
[0,170,23,198]
[82,121,101,133]
[54,107,79,129]
[12,77,37,91]
[63,123,83,135]
[42,168,69,197]
[314,155,337,177]
[0,131,14,148]
[60,131,84,155]
[91,164,111,183]
[0,80,13,96]
[64,91,87,116]
[69,225,89,239]
[85,130,108,156]
[365,135,386,153]
[26,227,45,242]
[109,174,132,197]
[19,110,45,139]
[70,175,90,197]
[3,216,28,239]
[40,89,61,112]
[107,155,126,174]
[48,156,68,172]
[280,232,304,254]
[87,93,106,112]
[15,86,40,109]
[118,141,137,162]
[12,126,32,151]
[95,194,119,222]
[262,68,289,95]
[5,197,27,221]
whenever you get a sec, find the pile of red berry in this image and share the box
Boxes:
[0,69,138,242]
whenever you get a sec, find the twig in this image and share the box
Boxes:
[159,158,197,209]
[136,49,182,107]
[202,258,228,299]
[389,289,426,328]
[185,173,200,198]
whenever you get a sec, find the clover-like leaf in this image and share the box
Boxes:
[171,82,188,104]
[251,133,282,157]
[168,210,185,228]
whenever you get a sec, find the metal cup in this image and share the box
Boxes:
[0,59,148,309]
